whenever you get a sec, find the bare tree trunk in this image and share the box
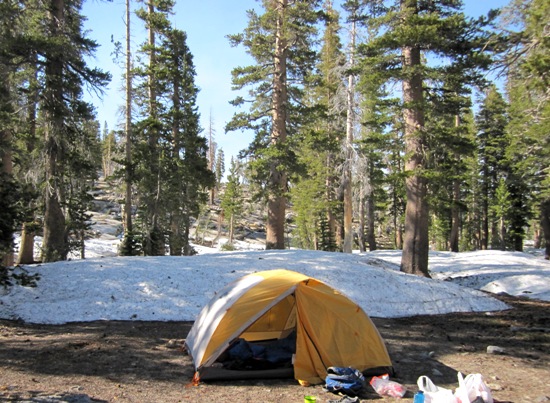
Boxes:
[213,210,224,246]
[343,19,356,254]
[122,0,134,255]
[450,117,461,252]
[366,193,377,251]
[266,0,288,250]
[326,154,338,249]
[1,68,14,266]
[208,112,216,205]
[500,216,506,251]
[143,1,163,256]
[43,0,68,263]
[481,175,489,250]
[400,2,430,277]
[18,223,36,264]
[17,59,39,264]
[358,198,365,253]
[168,61,182,256]
[229,213,235,244]
[540,198,550,260]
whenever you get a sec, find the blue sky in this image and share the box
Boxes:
[82,0,510,172]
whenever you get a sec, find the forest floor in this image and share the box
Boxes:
[0,294,549,403]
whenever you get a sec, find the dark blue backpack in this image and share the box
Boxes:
[324,366,366,396]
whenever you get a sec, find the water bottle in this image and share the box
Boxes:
[413,390,425,403]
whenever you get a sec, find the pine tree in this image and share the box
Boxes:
[226,0,322,250]
[119,0,136,256]
[207,112,217,205]
[475,85,509,250]
[291,0,344,251]
[133,0,174,255]
[504,0,550,258]
[358,0,495,276]
[0,0,20,266]
[221,157,243,244]
[131,20,214,256]
[40,0,110,262]
[215,148,225,193]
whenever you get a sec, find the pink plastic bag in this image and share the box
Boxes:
[370,374,407,398]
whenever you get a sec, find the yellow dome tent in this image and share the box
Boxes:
[185,269,393,385]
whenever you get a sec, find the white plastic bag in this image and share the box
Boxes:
[455,373,493,403]
[370,374,407,398]
[417,376,458,403]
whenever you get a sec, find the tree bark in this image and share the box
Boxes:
[208,113,216,205]
[400,2,430,277]
[17,223,36,264]
[450,116,461,252]
[121,0,134,255]
[1,67,14,267]
[326,154,338,249]
[229,213,235,244]
[358,198,365,253]
[541,198,550,260]
[343,19,356,254]
[17,58,39,264]
[366,193,377,251]
[266,0,288,250]
[481,173,489,250]
[42,0,68,263]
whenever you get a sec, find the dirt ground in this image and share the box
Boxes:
[0,294,549,403]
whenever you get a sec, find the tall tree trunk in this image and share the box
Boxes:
[144,1,163,256]
[326,154,338,249]
[208,112,216,205]
[18,224,36,264]
[357,198,365,252]
[43,0,68,263]
[450,116,461,252]
[1,67,14,267]
[168,60,182,256]
[121,0,134,256]
[343,19,356,254]
[540,198,550,260]
[17,59,39,264]
[229,213,235,244]
[169,216,183,255]
[266,0,288,250]
[400,1,430,277]
[366,193,377,251]
[450,176,460,252]
[481,174,489,250]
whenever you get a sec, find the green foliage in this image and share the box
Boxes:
[221,158,243,224]
[132,12,214,255]
[0,174,22,259]
[317,214,338,252]
[0,266,40,289]
[220,242,236,252]
[226,0,322,201]
[119,230,142,256]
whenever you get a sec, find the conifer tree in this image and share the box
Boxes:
[120,0,136,256]
[134,0,173,255]
[475,85,509,250]
[40,0,110,262]
[226,0,322,250]
[215,148,225,192]
[504,0,550,258]
[358,0,495,276]
[132,18,213,256]
[291,0,344,251]
[221,157,243,244]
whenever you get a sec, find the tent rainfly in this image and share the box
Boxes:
[184,269,393,385]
